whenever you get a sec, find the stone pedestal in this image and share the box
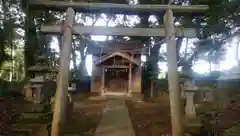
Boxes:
[184,91,202,135]
[185,91,196,118]
[24,84,33,101]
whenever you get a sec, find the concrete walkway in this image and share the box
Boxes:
[95,99,136,136]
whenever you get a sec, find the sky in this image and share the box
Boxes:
[50,13,240,76]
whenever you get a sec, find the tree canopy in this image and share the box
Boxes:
[0,0,239,81]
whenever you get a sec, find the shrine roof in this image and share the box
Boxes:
[94,52,140,66]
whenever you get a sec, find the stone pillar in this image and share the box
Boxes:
[24,84,33,101]
[101,68,105,95]
[128,62,132,96]
[51,8,74,136]
[185,92,196,118]
[164,8,184,136]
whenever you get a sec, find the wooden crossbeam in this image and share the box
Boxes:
[41,25,197,37]
[29,0,208,15]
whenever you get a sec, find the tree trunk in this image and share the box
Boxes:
[57,35,63,51]
[72,42,78,70]
[2,0,15,80]
[209,61,212,72]
[79,40,87,77]
[0,29,5,67]
[176,37,183,62]
[24,7,38,78]
[236,40,240,65]
[185,38,188,59]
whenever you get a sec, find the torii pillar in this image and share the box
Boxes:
[164,9,184,136]
[51,8,74,136]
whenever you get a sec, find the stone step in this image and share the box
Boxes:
[20,112,52,121]
[64,134,80,136]
[12,123,50,136]
[18,112,52,127]
[23,103,51,113]
[12,131,33,136]
[12,123,41,136]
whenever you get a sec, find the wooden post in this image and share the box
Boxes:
[128,59,132,95]
[164,9,184,136]
[51,8,74,136]
[101,67,105,95]
[150,80,154,98]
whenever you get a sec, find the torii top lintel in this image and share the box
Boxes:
[28,0,209,15]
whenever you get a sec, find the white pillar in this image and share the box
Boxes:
[185,92,196,118]
[51,8,74,136]
[164,8,184,136]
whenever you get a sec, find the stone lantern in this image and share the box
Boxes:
[183,76,199,118]
[24,54,57,104]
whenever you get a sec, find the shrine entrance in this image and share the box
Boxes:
[105,68,128,93]
[92,52,140,96]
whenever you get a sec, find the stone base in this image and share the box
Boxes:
[184,116,202,135]
[89,92,102,96]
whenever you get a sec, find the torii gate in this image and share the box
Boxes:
[27,1,208,136]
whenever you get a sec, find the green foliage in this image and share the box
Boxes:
[0,0,25,81]
[0,0,239,83]
[201,0,240,38]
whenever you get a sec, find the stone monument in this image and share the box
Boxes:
[23,54,57,103]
